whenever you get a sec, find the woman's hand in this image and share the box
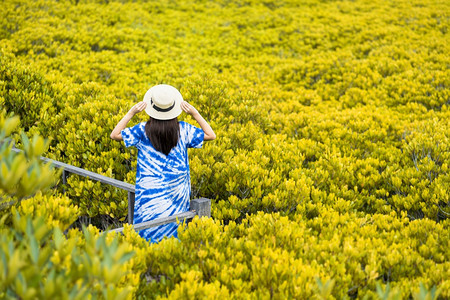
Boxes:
[180,101,199,117]
[111,101,147,141]
[128,101,147,116]
[180,101,216,141]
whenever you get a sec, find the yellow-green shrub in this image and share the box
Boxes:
[138,212,448,298]
[0,214,135,300]
[0,115,139,299]
[17,192,80,230]
[1,0,448,223]
[1,0,449,298]
[0,112,60,208]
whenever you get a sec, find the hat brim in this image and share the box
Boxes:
[143,85,183,120]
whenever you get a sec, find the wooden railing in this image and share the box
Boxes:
[11,147,211,231]
[110,197,210,233]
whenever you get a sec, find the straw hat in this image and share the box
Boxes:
[143,84,183,120]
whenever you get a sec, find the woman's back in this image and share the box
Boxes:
[121,121,204,242]
[110,84,216,243]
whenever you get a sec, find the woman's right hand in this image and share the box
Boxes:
[128,101,147,116]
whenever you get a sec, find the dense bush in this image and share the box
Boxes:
[0,214,136,299]
[1,0,448,298]
[0,114,138,299]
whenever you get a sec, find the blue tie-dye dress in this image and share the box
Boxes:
[121,121,204,243]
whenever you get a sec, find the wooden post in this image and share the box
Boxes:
[128,191,135,224]
[62,169,69,194]
[190,198,211,218]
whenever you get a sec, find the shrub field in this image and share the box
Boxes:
[0,0,449,298]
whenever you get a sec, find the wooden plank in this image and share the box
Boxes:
[109,211,197,234]
[11,148,135,192]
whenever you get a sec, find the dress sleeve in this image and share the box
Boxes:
[121,122,145,148]
[183,122,205,149]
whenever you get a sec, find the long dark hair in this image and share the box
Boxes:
[145,117,180,155]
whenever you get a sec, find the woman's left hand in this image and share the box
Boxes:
[128,101,147,116]
[180,101,199,116]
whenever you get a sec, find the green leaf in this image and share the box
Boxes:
[53,227,64,250]
[117,251,135,265]
[29,234,39,264]
[4,116,19,136]
[113,287,132,300]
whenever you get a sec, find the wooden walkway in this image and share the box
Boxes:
[11,148,211,232]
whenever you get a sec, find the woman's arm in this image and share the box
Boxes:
[110,101,147,141]
[180,101,216,141]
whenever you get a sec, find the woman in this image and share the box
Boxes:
[110,84,216,242]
